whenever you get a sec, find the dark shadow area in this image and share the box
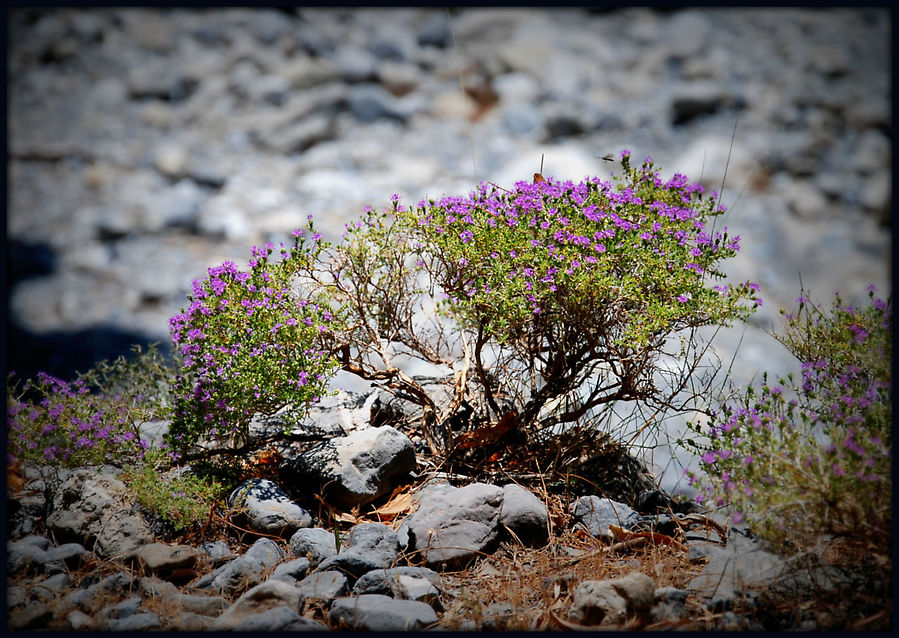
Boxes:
[5,320,173,383]
[5,236,173,382]
[6,238,56,285]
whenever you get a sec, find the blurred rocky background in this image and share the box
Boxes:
[6,8,891,490]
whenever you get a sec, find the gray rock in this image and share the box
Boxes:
[397,482,503,567]
[138,576,180,598]
[502,102,545,138]
[347,84,425,123]
[317,522,401,578]
[66,609,95,631]
[296,571,350,602]
[651,586,690,625]
[570,496,641,541]
[227,478,313,536]
[196,538,285,596]
[687,528,788,611]
[283,425,417,509]
[198,540,235,566]
[172,612,212,631]
[32,572,72,601]
[165,592,228,617]
[46,470,154,559]
[417,12,452,48]
[244,536,286,567]
[7,538,86,575]
[332,45,377,83]
[270,557,313,584]
[8,602,54,631]
[7,584,27,608]
[670,81,744,125]
[231,606,329,631]
[136,542,198,581]
[289,527,338,567]
[102,612,162,631]
[376,61,421,96]
[61,572,137,612]
[329,594,439,631]
[212,580,305,631]
[500,483,549,545]
[249,9,295,45]
[353,566,442,605]
[99,596,142,620]
[568,573,655,626]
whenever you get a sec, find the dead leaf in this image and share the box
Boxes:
[372,488,418,520]
[609,524,684,549]
[454,411,518,450]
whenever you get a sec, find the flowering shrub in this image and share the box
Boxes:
[401,152,760,433]
[686,286,892,552]
[302,153,760,457]
[167,227,338,460]
[5,344,171,468]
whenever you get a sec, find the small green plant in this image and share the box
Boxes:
[166,226,339,461]
[6,344,172,468]
[685,285,892,553]
[122,448,226,532]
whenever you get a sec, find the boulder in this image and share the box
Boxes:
[227,478,313,536]
[397,482,503,567]
[46,470,154,558]
[282,425,416,509]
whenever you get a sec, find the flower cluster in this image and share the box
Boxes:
[686,286,892,550]
[166,225,338,459]
[401,151,759,348]
[5,345,171,468]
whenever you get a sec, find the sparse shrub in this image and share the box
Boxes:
[166,227,339,461]
[304,152,760,456]
[685,286,892,553]
[5,344,172,468]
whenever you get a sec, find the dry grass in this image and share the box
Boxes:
[429,491,712,631]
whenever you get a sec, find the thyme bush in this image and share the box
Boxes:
[166,228,338,461]
[686,286,892,553]
[6,344,171,468]
[304,152,760,455]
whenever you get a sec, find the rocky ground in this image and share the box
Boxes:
[6,390,890,631]
[6,385,892,632]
